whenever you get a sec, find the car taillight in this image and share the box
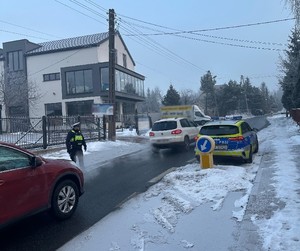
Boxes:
[149,132,155,137]
[171,129,182,135]
[229,136,244,141]
[194,135,200,141]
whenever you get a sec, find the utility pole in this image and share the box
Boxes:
[108,9,116,141]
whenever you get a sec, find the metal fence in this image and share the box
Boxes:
[0,115,106,149]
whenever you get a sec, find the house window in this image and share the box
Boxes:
[66,100,93,116]
[45,103,62,116]
[9,106,25,117]
[115,69,145,96]
[100,68,109,91]
[123,54,127,68]
[7,50,23,71]
[66,69,93,94]
[43,73,60,82]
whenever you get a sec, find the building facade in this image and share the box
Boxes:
[0,32,145,124]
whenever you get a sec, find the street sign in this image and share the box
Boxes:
[196,136,215,154]
[92,103,114,116]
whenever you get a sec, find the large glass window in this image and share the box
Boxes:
[7,50,23,71]
[66,100,93,116]
[99,68,144,96]
[100,68,109,91]
[66,69,93,94]
[45,103,62,116]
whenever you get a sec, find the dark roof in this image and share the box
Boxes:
[27,32,109,55]
[0,48,3,60]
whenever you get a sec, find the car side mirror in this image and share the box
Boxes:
[31,156,43,168]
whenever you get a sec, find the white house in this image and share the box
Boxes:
[0,32,145,123]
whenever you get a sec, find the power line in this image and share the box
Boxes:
[171,33,284,51]
[54,0,107,26]
[82,0,108,13]
[191,33,287,47]
[0,20,62,39]
[0,29,52,41]
[28,50,81,76]
[122,18,295,35]
[122,19,289,50]
[121,18,286,49]
[118,21,190,69]
[68,0,107,20]
[59,0,208,72]
[118,17,207,72]
[1,0,284,86]
[54,0,285,82]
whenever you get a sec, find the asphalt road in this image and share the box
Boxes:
[0,116,269,250]
[0,142,195,251]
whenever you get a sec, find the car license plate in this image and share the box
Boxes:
[215,145,228,150]
[157,139,169,143]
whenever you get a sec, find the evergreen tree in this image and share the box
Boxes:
[279,28,300,110]
[260,82,271,114]
[200,71,216,114]
[240,76,252,113]
[162,84,180,106]
[217,80,241,116]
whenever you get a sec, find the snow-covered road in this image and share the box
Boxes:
[42,114,300,251]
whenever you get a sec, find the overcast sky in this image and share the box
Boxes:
[0,0,295,94]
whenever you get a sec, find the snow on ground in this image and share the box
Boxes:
[250,116,300,251]
[43,115,300,251]
[42,129,146,172]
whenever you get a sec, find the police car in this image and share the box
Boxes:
[194,118,259,163]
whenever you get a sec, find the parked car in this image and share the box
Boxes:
[149,117,200,152]
[0,142,84,229]
[194,119,259,163]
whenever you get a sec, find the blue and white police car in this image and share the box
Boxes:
[194,118,259,163]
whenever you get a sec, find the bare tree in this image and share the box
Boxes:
[180,89,200,105]
[0,69,42,117]
[285,0,300,25]
[137,87,162,113]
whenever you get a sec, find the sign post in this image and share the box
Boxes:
[196,136,215,169]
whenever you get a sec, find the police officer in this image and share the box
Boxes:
[66,122,87,168]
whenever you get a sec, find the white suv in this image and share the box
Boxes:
[149,117,200,152]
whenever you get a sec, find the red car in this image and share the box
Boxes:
[0,142,84,229]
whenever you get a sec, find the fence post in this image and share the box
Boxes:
[135,110,139,135]
[96,117,101,141]
[42,116,47,149]
[103,116,106,140]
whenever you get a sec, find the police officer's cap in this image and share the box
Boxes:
[72,122,80,128]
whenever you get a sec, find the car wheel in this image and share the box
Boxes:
[51,180,79,220]
[246,146,253,163]
[183,136,190,151]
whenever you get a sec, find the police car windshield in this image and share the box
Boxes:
[152,121,177,131]
[200,125,239,136]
